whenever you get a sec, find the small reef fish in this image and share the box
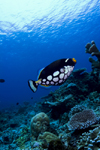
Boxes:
[28,58,76,92]
[0,79,5,83]
[16,102,19,105]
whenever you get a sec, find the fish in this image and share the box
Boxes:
[0,79,5,83]
[16,102,19,105]
[28,58,76,93]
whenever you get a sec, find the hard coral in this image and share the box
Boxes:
[77,126,100,150]
[31,112,49,137]
[68,104,87,118]
[68,109,97,130]
[48,138,65,150]
[38,131,58,143]
[85,41,100,69]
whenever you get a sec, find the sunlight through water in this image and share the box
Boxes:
[0,0,99,34]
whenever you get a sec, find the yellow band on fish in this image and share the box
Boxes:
[72,58,76,63]
[35,79,42,83]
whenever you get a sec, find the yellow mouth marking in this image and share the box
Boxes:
[72,58,76,63]
[35,79,42,83]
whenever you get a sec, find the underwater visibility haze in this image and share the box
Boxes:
[0,0,100,109]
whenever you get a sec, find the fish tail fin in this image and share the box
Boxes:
[28,80,39,93]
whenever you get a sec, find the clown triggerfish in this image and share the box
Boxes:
[28,58,76,92]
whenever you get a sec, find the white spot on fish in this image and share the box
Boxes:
[47,75,52,81]
[70,66,74,71]
[60,68,64,73]
[64,74,68,80]
[68,71,72,76]
[53,71,59,77]
[50,81,54,84]
[43,79,46,82]
[67,66,74,75]
[46,81,49,84]
[53,77,59,82]
[59,73,64,79]
[42,82,45,84]
[59,80,63,83]
[38,81,41,84]
[64,68,68,74]
[64,66,73,74]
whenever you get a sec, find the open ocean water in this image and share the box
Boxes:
[0,0,100,110]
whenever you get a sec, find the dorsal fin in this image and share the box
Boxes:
[38,68,44,79]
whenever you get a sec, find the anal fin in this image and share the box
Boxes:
[41,84,50,87]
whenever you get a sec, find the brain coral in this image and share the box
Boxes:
[68,109,97,130]
[31,112,49,137]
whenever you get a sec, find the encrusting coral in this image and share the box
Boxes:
[68,109,97,130]
[85,40,100,69]
[31,112,50,137]
[37,131,58,143]
[68,104,87,118]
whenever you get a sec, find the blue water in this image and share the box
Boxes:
[0,0,100,109]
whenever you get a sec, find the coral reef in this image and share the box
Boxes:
[85,40,100,69]
[77,126,100,150]
[31,112,50,137]
[48,138,65,150]
[68,104,87,118]
[40,68,100,119]
[38,131,58,143]
[1,43,100,149]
